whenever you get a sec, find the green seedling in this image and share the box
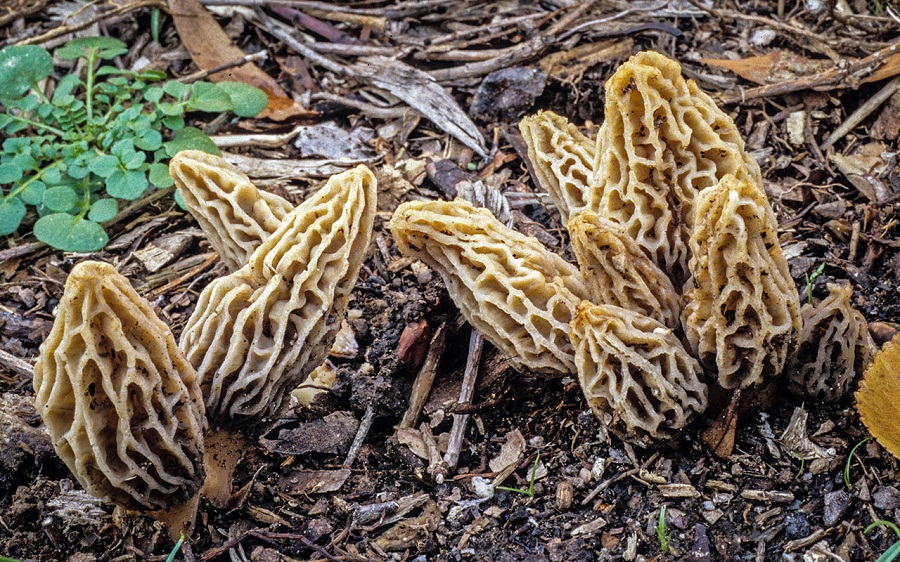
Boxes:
[0,556,24,562]
[866,520,900,562]
[805,262,826,304]
[165,533,186,562]
[657,505,671,554]
[0,36,268,252]
[497,452,540,498]
[844,437,873,489]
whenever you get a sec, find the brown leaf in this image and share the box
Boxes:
[857,333,900,460]
[701,390,740,459]
[701,51,831,86]
[168,0,308,120]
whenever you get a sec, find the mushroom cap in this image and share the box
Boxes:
[567,211,682,330]
[682,174,800,389]
[34,261,206,512]
[390,198,590,376]
[169,150,294,271]
[519,110,596,222]
[789,282,874,402]
[593,50,762,284]
[180,165,377,430]
[570,301,708,443]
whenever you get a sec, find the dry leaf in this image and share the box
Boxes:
[538,39,633,84]
[489,428,526,472]
[701,51,831,85]
[856,333,900,460]
[168,0,308,120]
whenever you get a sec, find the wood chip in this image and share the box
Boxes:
[659,483,701,498]
[740,489,795,503]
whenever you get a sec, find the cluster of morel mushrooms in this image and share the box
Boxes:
[32,51,884,540]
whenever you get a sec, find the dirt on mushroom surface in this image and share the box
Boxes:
[3,1,900,560]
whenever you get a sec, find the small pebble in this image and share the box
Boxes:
[784,511,811,540]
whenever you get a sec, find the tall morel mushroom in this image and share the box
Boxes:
[34,261,206,538]
[569,301,708,444]
[682,174,801,389]
[179,165,376,502]
[788,282,875,402]
[169,150,294,271]
[390,198,590,376]
[594,51,762,283]
[567,211,682,330]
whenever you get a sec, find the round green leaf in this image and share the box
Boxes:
[43,166,62,184]
[216,81,269,117]
[0,198,26,235]
[89,154,120,178]
[165,127,220,157]
[161,115,185,130]
[105,169,148,200]
[122,150,146,170]
[20,181,46,205]
[187,81,233,113]
[56,37,128,60]
[0,163,23,184]
[162,80,190,99]
[34,213,109,252]
[87,198,118,222]
[43,185,79,212]
[0,45,53,99]
[134,129,162,151]
[149,162,174,188]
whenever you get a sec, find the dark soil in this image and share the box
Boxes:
[3,1,900,561]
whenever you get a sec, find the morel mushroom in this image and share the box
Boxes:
[389,198,590,376]
[181,164,376,427]
[567,211,682,330]
[682,175,800,389]
[593,50,762,284]
[33,261,205,538]
[569,301,708,443]
[519,110,596,221]
[856,333,900,460]
[169,150,294,271]
[788,282,874,402]
[179,165,376,502]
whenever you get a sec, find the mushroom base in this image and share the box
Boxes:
[148,493,200,541]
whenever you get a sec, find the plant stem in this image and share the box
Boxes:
[85,50,97,122]
[6,166,48,200]
[6,114,66,137]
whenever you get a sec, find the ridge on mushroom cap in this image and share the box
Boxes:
[180,165,377,430]
[682,174,800,389]
[170,150,294,271]
[390,198,590,377]
[34,260,206,513]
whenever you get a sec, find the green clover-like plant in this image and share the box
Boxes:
[0,37,269,252]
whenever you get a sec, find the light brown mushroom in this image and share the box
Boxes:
[569,301,708,443]
[593,50,762,284]
[389,198,590,376]
[179,165,376,503]
[682,174,800,389]
[519,110,596,222]
[33,261,206,539]
[567,211,682,330]
[169,150,294,271]
[788,282,875,402]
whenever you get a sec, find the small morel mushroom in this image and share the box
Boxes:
[569,301,708,444]
[518,110,596,222]
[567,211,682,330]
[593,50,762,284]
[788,282,875,402]
[33,261,206,539]
[169,150,294,271]
[179,165,376,503]
[389,198,590,376]
[682,174,800,389]
[856,333,900,459]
